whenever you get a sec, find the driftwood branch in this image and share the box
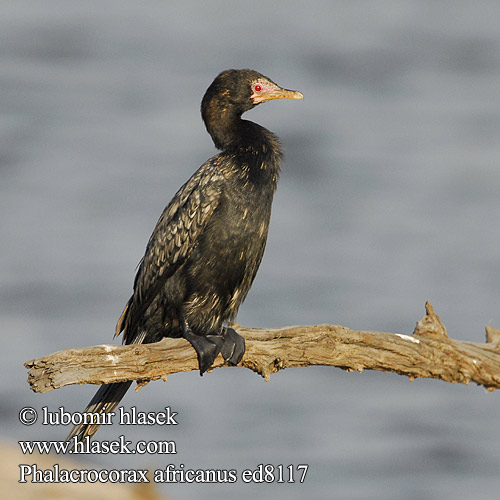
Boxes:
[25,302,500,393]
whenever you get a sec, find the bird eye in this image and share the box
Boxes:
[254,84,262,92]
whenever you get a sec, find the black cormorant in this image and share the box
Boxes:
[67,69,303,444]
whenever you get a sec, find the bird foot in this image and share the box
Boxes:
[183,329,224,376]
[183,327,245,375]
[220,327,245,365]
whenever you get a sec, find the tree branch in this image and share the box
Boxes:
[25,302,500,393]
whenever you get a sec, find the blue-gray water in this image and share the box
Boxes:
[2,1,500,498]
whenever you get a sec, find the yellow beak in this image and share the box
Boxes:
[251,87,304,104]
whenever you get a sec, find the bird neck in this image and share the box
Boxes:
[204,110,281,160]
[228,120,283,188]
[203,108,243,150]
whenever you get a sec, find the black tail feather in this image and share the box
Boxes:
[66,381,132,449]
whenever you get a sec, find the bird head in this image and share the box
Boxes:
[202,69,303,118]
[201,69,303,150]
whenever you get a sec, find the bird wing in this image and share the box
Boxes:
[116,159,225,343]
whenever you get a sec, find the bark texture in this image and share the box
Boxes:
[25,303,500,393]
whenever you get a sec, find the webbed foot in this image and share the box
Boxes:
[183,328,224,376]
[182,322,246,375]
[220,327,245,365]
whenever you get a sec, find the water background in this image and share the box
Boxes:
[2,1,500,498]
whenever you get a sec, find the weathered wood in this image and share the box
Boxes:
[25,302,500,393]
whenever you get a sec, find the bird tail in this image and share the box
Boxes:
[66,381,132,449]
[66,303,146,450]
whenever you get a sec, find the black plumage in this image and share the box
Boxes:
[67,69,303,444]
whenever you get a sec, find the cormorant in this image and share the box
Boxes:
[66,69,303,444]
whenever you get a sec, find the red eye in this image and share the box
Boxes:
[254,84,262,92]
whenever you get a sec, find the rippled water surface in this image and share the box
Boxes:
[2,1,500,499]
